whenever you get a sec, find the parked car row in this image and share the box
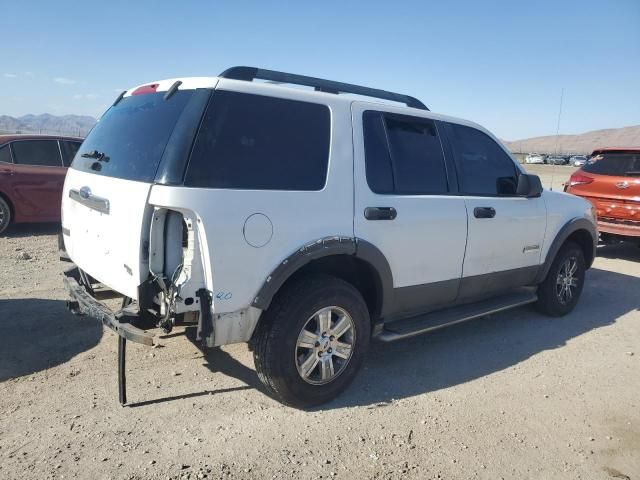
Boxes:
[525,153,588,166]
[0,135,82,233]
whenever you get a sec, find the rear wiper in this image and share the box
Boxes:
[81,150,110,162]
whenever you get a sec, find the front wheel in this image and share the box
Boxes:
[535,242,586,316]
[252,274,370,408]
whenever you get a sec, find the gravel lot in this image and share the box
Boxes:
[1,164,638,480]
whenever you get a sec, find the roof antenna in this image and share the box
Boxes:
[550,87,564,191]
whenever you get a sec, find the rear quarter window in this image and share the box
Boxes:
[185,91,330,190]
[0,144,11,164]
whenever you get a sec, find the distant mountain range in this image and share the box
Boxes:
[503,125,640,155]
[0,114,97,137]
[1,114,638,153]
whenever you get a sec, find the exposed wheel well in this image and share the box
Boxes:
[282,255,383,321]
[565,229,595,267]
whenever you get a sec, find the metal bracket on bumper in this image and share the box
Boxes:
[63,267,154,346]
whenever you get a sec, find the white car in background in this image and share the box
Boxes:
[569,155,588,167]
[525,153,545,164]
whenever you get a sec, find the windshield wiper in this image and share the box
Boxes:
[81,150,110,162]
[624,171,640,177]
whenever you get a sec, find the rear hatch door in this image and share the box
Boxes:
[62,84,203,298]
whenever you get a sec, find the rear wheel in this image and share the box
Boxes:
[535,242,585,316]
[0,197,11,234]
[253,274,370,408]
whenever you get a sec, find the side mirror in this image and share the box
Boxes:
[517,174,543,198]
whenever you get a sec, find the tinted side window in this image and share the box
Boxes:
[363,111,394,193]
[11,140,62,167]
[363,111,448,195]
[446,123,517,195]
[60,141,81,167]
[185,91,330,190]
[0,144,11,164]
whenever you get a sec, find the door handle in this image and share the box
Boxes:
[474,207,496,219]
[364,207,397,221]
[0,168,13,175]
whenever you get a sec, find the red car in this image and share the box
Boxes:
[565,147,640,243]
[0,134,83,233]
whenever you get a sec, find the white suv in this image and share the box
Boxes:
[62,67,597,408]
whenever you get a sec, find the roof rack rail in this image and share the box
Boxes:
[218,66,429,111]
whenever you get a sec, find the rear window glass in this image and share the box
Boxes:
[71,91,194,182]
[185,90,330,190]
[0,144,11,164]
[12,140,62,167]
[582,153,640,177]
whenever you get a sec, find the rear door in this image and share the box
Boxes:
[442,122,546,300]
[352,103,468,318]
[9,139,66,220]
[62,86,203,298]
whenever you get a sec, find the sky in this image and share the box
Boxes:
[1,0,638,140]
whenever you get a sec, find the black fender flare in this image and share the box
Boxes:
[251,236,394,318]
[535,217,597,283]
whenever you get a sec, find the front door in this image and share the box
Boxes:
[352,103,468,319]
[442,122,546,301]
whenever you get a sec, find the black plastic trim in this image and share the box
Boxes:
[219,66,429,110]
[377,287,538,342]
[154,88,213,185]
[252,236,357,310]
[458,265,539,302]
[535,217,597,283]
[353,239,394,318]
[387,278,460,321]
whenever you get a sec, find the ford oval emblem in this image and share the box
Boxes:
[79,186,91,199]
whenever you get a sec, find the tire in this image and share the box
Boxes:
[0,197,11,235]
[252,274,370,408]
[535,242,586,317]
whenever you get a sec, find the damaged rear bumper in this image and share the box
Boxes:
[63,267,155,346]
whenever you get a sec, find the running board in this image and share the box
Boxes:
[375,288,538,342]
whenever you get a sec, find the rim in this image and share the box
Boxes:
[556,256,579,305]
[295,306,356,385]
[0,203,7,230]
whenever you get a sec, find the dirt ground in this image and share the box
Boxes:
[1,165,638,480]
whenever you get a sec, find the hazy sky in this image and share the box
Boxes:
[1,0,638,140]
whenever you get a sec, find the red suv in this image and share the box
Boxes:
[0,135,83,234]
[565,147,640,243]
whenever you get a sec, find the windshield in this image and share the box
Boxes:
[71,90,194,182]
[582,153,640,177]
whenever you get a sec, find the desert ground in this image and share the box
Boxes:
[1,164,638,480]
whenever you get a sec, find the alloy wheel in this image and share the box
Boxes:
[295,306,355,385]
